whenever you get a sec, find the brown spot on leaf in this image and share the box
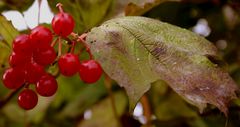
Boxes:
[106,31,128,55]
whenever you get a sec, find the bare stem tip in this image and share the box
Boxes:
[56,3,64,13]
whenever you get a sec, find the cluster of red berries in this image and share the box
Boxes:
[2,3,102,110]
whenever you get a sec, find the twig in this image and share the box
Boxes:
[104,74,122,127]
[71,32,93,59]
[140,95,152,127]
[0,84,24,109]
[225,117,229,127]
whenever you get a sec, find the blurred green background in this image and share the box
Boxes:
[0,0,240,127]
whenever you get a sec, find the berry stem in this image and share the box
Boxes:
[71,32,94,59]
[70,41,76,53]
[58,37,62,57]
[56,3,64,13]
[51,38,58,47]
[25,83,30,88]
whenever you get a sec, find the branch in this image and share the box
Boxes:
[104,74,122,127]
[140,94,152,127]
[0,84,24,109]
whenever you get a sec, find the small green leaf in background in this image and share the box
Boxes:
[57,76,108,119]
[77,91,127,127]
[0,42,11,96]
[86,16,238,115]
[0,15,18,97]
[0,15,19,47]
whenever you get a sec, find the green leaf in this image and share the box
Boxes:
[0,15,19,47]
[125,0,180,16]
[0,42,11,96]
[0,42,10,67]
[77,91,127,127]
[86,16,238,114]
[57,76,108,118]
[0,16,18,97]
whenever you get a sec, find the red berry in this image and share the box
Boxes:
[9,52,32,67]
[2,67,25,89]
[58,53,80,76]
[25,62,45,84]
[52,12,75,37]
[12,34,32,54]
[30,26,53,48]
[79,60,102,84]
[36,74,58,97]
[18,89,38,110]
[33,46,57,66]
